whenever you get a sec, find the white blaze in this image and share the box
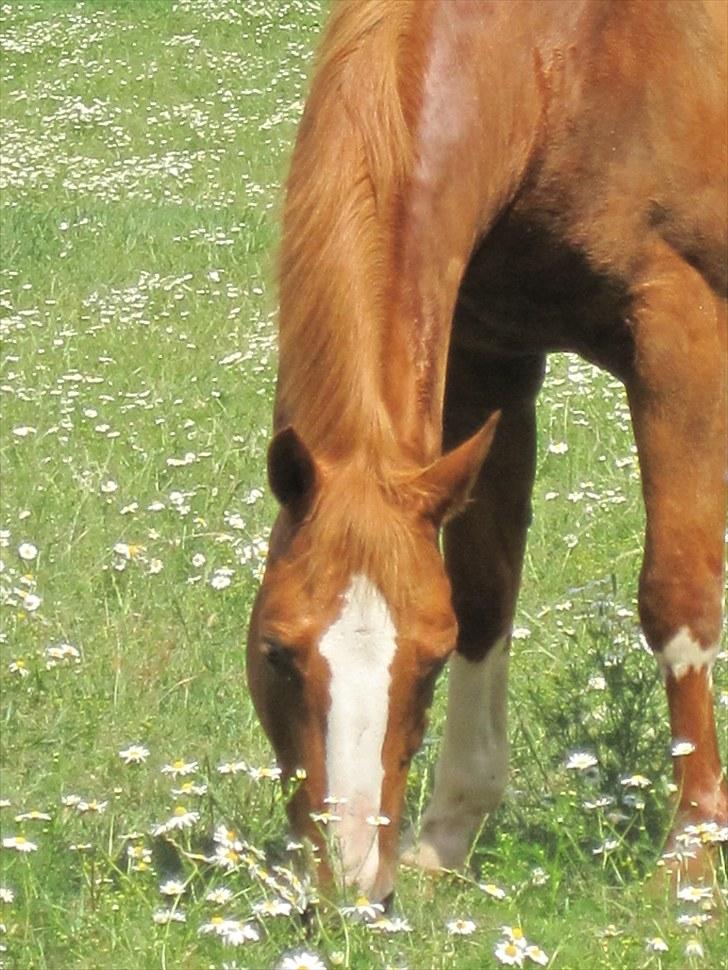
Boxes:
[318,574,397,892]
[656,626,720,681]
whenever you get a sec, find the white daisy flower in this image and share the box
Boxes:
[17,543,38,561]
[446,917,476,936]
[2,835,37,853]
[565,751,598,771]
[119,744,150,765]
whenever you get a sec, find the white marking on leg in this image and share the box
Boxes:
[319,574,397,893]
[405,638,509,870]
[655,626,720,681]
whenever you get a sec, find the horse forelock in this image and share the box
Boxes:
[276,1,431,459]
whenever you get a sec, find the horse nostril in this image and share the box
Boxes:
[381,889,395,915]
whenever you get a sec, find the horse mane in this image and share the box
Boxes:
[276,0,427,465]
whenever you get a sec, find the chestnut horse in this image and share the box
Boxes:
[247,0,727,901]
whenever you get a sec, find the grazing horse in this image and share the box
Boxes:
[247,0,727,901]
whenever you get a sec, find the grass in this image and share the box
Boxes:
[0,2,726,968]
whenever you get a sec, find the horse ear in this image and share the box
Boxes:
[267,427,318,517]
[416,411,500,525]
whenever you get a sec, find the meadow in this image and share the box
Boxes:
[0,2,725,968]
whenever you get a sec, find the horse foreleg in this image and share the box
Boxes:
[626,243,727,875]
[403,352,543,871]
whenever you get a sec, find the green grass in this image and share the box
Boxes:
[0,2,725,968]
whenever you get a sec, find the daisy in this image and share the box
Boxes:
[153,908,186,924]
[671,740,696,757]
[172,780,207,797]
[340,895,384,921]
[2,835,37,852]
[677,885,714,903]
[565,751,598,771]
[274,949,328,970]
[212,844,242,870]
[677,913,711,928]
[0,888,14,903]
[253,898,293,917]
[495,940,525,966]
[620,774,651,789]
[14,811,50,822]
[646,937,669,953]
[684,940,704,959]
[45,643,80,666]
[500,926,527,946]
[480,882,508,900]
[199,879,230,901]
[8,659,29,678]
[76,799,108,814]
[365,814,391,827]
[161,759,198,778]
[153,805,199,835]
[446,917,476,936]
[217,760,248,775]
[248,765,281,782]
[119,744,150,765]
[371,916,412,933]
[525,944,549,966]
[17,543,37,561]
[220,920,260,946]
[159,879,186,896]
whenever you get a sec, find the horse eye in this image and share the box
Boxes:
[262,639,296,676]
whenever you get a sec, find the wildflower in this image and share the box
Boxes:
[248,765,281,782]
[210,571,232,590]
[677,885,713,903]
[684,939,704,959]
[548,441,569,454]
[565,751,598,771]
[45,643,80,667]
[76,799,108,814]
[2,835,37,852]
[212,844,242,870]
[480,882,508,899]
[0,888,14,903]
[274,949,328,970]
[113,542,143,559]
[525,945,549,966]
[217,759,247,775]
[253,898,293,917]
[371,916,412,933]
[14,811,51,822]
[127,844,152,870]
[646,937,669,953]
[153,805,199,835]
[593,839,619,855]
[19,592,41,612]
[583,796,614,810]
[153,908,186,924]
[159,879,186,896]
[8,659,29,678]
[214,826,244,850]
[119,744,150,765]
[161,759,198,778]
[531,867,550,886]
[495,940,525,966]
[222,920,260,946]
[172,780,207,797]
[100,480,118,494]
[365,814,391,826]
[309,810,340,825]
[500,926,527,945]
[677,913,711,928]
[191,553,206,568]
[206,887,234,905]
[61,795,81,807]
[671,740,696,757]
[17,543,37,561]
[446,917,476,935]
[340,895,384,921]
[620,774,651,789]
